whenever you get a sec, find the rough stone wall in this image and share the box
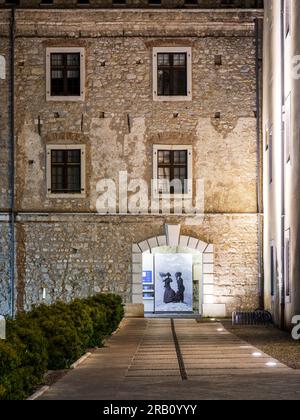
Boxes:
[0,222,10,315]
[12,10,259,214]
[0,8,262,314]
[16,214,259,315]
[0,11,10,211]
[0,1,264,9]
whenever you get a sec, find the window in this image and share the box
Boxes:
[46,145,86,197]
[46,48,85,101]
[285,229,291,301]
[153,145,192,197]
[270,244,275,297]
[153,47,192,101]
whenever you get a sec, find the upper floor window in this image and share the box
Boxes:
[153,145,192,197]
[285,229,291,302]
[46,47,85,102]
[153,47,192,101]
[270,243,275,297]
[46,145,86,197]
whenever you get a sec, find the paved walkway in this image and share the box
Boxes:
[40,319,300,400]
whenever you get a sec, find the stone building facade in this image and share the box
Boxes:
[0,1,263,318]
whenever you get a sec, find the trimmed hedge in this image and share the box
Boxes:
[0,293,124,400]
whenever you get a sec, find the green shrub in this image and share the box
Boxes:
[69,299,94,350]
[0,293,123,400]
[6,317,48,379]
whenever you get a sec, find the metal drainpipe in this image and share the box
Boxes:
[255,18,264,310]
[8,7,15,318]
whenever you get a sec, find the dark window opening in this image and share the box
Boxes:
[149,0,162,5]
[157,52,187,96]
[50,149,81,194]
[285,235,291,297]
[157,150,188,194]
[270,245,275,297]
[50,53,81,97]
[5,0,20,4]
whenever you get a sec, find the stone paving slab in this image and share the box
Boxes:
[39,318,300,400]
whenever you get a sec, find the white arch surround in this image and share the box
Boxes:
[127,226,226,318]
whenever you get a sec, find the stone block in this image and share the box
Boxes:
[132,283,143,294]
[132,263,142,274]
[203,263,214,274]
[138,240,150,253]
[157,236,167,246]
[203,284,214,295]
[197,241,208,253]
[188,237,199,250]
[132,294,144,304]
[203,274,214,285]
[179,235,189,247]
[203,253,214,263]
[205,244,214,253]
[148,236,159,250]
[202,303,226,318]
[132,244,141,253]
[125,304,144,318]
[132,253,143,263]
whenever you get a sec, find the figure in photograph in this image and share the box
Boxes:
[160,272,176,304]
[175,272,185,303]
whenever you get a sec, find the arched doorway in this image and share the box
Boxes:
[129,225,225,318]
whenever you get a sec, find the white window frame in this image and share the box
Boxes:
[46,144,86,198]
[152,144,193,199]
[46,47,85,102]
[152,47,192,102]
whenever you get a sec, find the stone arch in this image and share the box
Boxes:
[127,227,226,318]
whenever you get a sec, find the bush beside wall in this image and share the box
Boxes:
[0,294,124,400]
